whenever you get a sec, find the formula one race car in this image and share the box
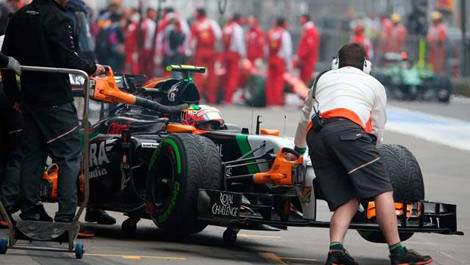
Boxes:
[41,65,462,245]
[373,52,453,103]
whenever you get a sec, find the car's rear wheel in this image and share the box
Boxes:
[434,75,452,103]
[358,144,424,243]
[146,133,222,236]
[243,74,266,107]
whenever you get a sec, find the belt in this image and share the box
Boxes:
[322,117,347,125]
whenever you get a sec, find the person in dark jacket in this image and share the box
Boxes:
[1,0,104,223]
[0,53,22,227]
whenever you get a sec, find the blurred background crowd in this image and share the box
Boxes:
[1,0,469,105]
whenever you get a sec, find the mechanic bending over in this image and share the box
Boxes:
[2,0,104,223]
[0,53,23,226]
[293,43,432,265]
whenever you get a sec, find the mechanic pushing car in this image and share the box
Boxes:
[2,0,104,223]
[0,53,23,226]
[293,43,432,265]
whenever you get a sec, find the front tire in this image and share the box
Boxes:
[358,144,424,243]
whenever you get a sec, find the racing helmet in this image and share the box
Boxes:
[181,105,225,130]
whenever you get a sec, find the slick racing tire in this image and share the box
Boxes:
[146,133,222,236]
[434,75,452,103]
[358,144,424,243]
[243,74,266,107]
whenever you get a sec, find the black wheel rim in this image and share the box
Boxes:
[151,146,177,213]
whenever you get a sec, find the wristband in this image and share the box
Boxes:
[294,146,307,154]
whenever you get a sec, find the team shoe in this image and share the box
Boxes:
[19,204,53,222]
[0,215,8,228]
[78,226,95,238]
[390,248,432,265]
[85,209,116,225]
[325,249,359,265]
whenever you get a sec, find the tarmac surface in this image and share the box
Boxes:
[1,98,469,265]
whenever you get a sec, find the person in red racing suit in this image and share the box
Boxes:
[266,17,292,106]
[138,8,157,78]
[245,15,264,65]
[222,13,246,104]
[296,14,320,83]
[123,7,139,74]
[189,8,221,104]
[351,19,373,59]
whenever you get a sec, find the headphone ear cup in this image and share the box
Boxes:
[363,59,372,74]
[331,57,339,70]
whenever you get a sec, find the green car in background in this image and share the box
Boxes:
[373,52,452,103]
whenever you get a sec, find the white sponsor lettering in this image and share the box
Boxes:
[89,168,108,179]
[211,193,239,217]
[89,141,110,167]
[141,142,159,148]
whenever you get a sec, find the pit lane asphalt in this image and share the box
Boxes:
[1,100,469,265]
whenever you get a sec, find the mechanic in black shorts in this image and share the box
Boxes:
[293,43,432,265]
[2,0,105,223]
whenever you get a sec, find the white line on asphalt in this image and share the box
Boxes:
[386,106,470,152]
[439,251,465,264]
[238,233,282,239]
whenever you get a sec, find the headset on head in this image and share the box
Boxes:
[331,56,372,75]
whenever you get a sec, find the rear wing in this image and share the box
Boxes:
[166,64,206,73]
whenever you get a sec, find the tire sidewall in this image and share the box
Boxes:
[146,136,186,228]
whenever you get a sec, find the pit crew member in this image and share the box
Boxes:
[245,16,264,65]
[296,14,320,84]
[266,17,292,106]
[2,0,104,223]
[189,8,222,104]
[0,53,23,226]
[222,13,246,104]
[293,43,432,265]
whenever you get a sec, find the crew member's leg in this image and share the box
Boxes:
[19,110,49,221]
[36,103,81,222]
[306,124,359,265]
[1,109,23,212]
[375,191,400,245]
[265,59,275,106]
[300,57,315,84]
[271,57,285,106]
[206,54,218,104]
[330,198,359,243]
[224,52,240,104]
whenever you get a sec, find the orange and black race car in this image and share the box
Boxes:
[42,65,462,245]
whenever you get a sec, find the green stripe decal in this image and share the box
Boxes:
[148,138,181,174]
[235,135,259,174]
[166,139,182,174]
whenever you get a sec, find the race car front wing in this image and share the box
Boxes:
[197,189,464,236]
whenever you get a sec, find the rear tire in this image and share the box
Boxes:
[358,144,424,243]
[146,134,222,236]
[243,74,266,107]
[434,75,452,103]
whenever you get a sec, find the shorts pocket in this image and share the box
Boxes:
[339,132,373,143]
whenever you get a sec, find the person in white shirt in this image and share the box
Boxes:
[293,43,432,265]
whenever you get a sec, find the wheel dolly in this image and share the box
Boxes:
[0,66,92,259]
